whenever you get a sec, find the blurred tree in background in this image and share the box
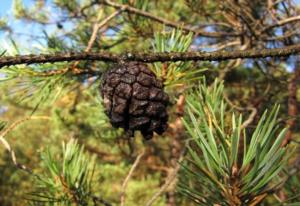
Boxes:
[0,0,300,205]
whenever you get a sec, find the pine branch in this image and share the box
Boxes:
[1,44,300,68]
[100,0,237,38]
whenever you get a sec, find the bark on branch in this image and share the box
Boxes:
[0,44,300,68]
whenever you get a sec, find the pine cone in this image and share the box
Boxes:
[100,62,169,140]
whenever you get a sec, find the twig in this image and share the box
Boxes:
[144,150,185,206]
[32,9,123,77]
[78,140,121,164]
[0,116,50,174]
[164,95,186,205]
[85,9,124,52]
[144,164,181,206]
[120,150,145,206]
[262,15,300,32]
[224,93,258,130]
[1,116,50,140]
[92,195,113,206]
[282,65,300,146]
[249,193,268,206]
[1,44,300,68]
[100,0,237,38]
[241,107,258,130]
[70,9,124,93]
[291,139,300,144]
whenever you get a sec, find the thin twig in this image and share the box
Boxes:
[224,93,258,129]
[85,8,124,52]
[144,164,181,206]
[120,150,145,206]
[100,0,237,38]
[92,195,113,206]
[241,107,258,130]
[0,116,50,174]
[282,64,300,146]
[71,9,124,87]
[1,44,300,68]
[144,149,185,206]
[32,9,123,77]
[291,139,300,144]
[262,15,300,32]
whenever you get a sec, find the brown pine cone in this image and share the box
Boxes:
[100,62,169,140]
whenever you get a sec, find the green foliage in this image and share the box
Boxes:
[0,64,77,111]
[122,0,149,11]
[13,0,49,22]
[152,29,205,89]
[178,80,293,205]
[0,120,6,131]
[53,0,79,11]
[53,89,123,140]
[0,38,81,111]
[28,139,96,205]
[0,18,9,32]
[275,167,300,205]
[13,0,27,19]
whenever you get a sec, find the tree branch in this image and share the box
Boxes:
[1,44,300,68]
[85,8,124,52]
[100,0,237,38]
[120,150,145,206]
[0,116,50,174]
[262,15,300,32]
[144,149,185,206]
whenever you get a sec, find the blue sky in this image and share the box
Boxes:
[0,0,44,49]
[0,0,18,16]
[0,0,32,26]
[0,0,75,52]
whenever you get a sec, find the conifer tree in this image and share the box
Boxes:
[0,0,300,205]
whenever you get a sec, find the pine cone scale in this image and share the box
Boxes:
[115,83,132,99]
[132,83,149,100]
